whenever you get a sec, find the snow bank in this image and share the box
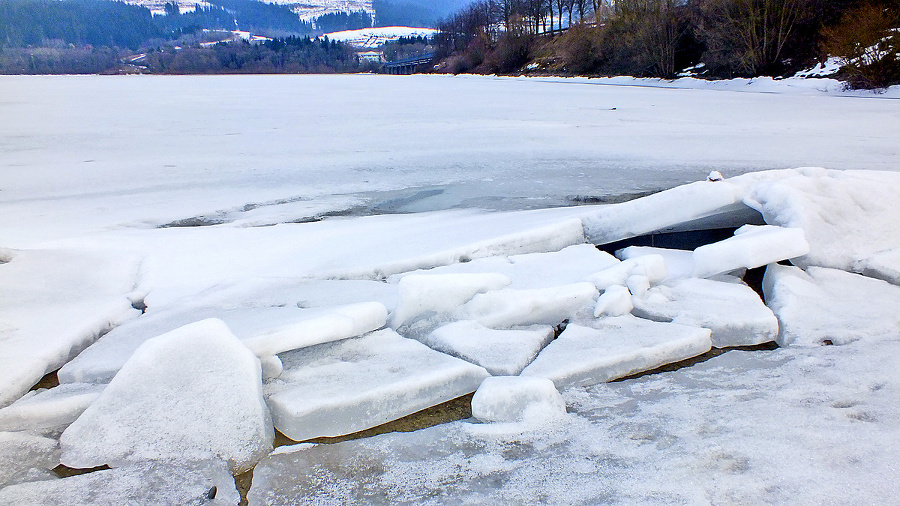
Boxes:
[763,264,900,346]
[0,383,104,435]
[521,317,712,389]
[265,329,489,441]
[424,321,554,376]
[0,459,239,505]
[391,273,511,328]
[692,224,810,278]
[471,376,566,423]
[458,283,598,328]
[633,278,778,347]
[0,432,59,487]
[741,168,900,283]
[0,248,139,407]
[243,302,388,357]
[60,319,273,473]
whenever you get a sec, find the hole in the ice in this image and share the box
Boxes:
[553,319,569,339]
[131,298,147,314]
[234,469,253,506]
[53,464,111,478]
[275,393,475,447]
[742,265,767,302]
[206,485,217,499]
[823,339,834,346]
[611,341,779,382]
[597,227,742,254]
[30,369,60,391]
[158,216,228,228]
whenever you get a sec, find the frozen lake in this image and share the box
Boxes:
[2,74,898,246]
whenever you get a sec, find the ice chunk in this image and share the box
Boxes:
[0,248,139,407]
[632,278,778,347]
[588,254,667,290]
[423,321,554,376]
[259,355,283,380]
[582,180,747,244]
[457,283,598,328]
[0,383,104,434]
[617,246,694,281]
[391,273,511,327]
[265,329,489,441]
[763,264,900,346]
[0,459,239,505]
[742,168,900,281]
[243,302,388,357]
[692,225,809,279]
[0,432,59,487]
[593,285,633,317]
[60,319,273,473]
[521,317,712,389]
[471,376,566,423]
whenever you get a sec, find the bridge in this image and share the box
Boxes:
[383,53,435,75]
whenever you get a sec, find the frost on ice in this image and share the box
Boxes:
[265,329,489,442]
[0,383,104,435]
[60,319,274,473]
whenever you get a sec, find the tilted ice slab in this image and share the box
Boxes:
[632,278,778,347]
[0,248,139,407]
[692,224,809,279]
[617,246,695,282]
[0,459,239,505]
[740,168,900,284]
[394,244,619,291]
[0,383,104,435]
[390,273,511,328]
[265,329,489,442]
[471,376,566,423]
[60,319,273,473]
[0,432,59,488]
[243,302,387,356]
[521,317,712,389]
[423,321,555,376]
[456,282,599,329]
[581,180,756,245]
[763,264,900,346]
[59,301,386,385]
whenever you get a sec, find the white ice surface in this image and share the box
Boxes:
[593,285,633,317]
[588,254,667,290]
[60,319,273,473]
[0,383,104,435]
[471,376,566,423]
[423,321,555,376]
[0,459,239,505]
[457,282,598,329]
[521,317,712,389]
[617,246,695,281]
[390,273,511,328]
[265,329,489,441]
[632,277,778,347]
[763,264,900,346]
[0,248,139,408]
[0,432,59,488]
[692,224,809,278]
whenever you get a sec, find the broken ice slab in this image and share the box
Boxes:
[60,319,273,473]
[588,254,667,291]
[265,329,489,442]
[456,282,599,329]
[242,302,388,356]
[520,316,712,389]
[632,277,778,347]
[0,383,104,435]
[0,459,239,505]
[581,180,758,245]
[0,432,59,488]
[59,301,386,385]
[0,248,140,407]
[593,285,633,317]
[393,244,619,291]
[390,273,511,328]
[471,376,566,423]
[423,321,554,376]
[617,246,695,281]
[692,224,809,279]
[763,264,900,346]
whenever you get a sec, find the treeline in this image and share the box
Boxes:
[313,11,372,32]
[435,0,900,88]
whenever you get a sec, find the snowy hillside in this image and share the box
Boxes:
[325,26,437,47]
[0,75,898,504]
[124,0,373,21]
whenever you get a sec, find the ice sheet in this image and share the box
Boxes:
[390,273,511,328]
[60,319,273,473]
[692,224,810,278]
[0,383,104,435]
[457,283,599,329]
[471,376,566,423]
[521,317,712,389]
[265,329,489,441]
[632,278,778,347]
[617,246,695,281]
[0,432,59,488]
[423,321,554,376]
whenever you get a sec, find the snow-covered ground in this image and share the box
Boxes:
[0,74,898,504]
[324,26,438,48]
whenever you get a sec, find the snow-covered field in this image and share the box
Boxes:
[0,74,898,504]
[325,26,438,48]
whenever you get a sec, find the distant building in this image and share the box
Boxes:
[357,51,384,63]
